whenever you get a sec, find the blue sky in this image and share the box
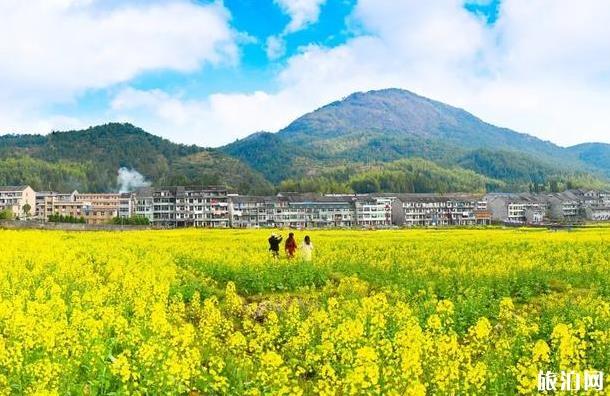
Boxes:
[134,0,358,95]
[1,0,609,147]
[106,0,499,97]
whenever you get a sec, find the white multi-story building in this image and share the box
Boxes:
[229,196,272,228]
[585,205,610,221]
[355,196,393,227]
[152,187,177,227]
[391,194,491,227]
[0,186,36,219]
[180,187,230,227]
[285,195,356,228]
[231,194,357,228]
[571,189,610,222]
[118,193,135,219]
[142,186,229,228]
[487,193,546,224]
[134,187,154,222]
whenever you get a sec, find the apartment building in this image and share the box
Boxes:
[74,193,120,224]
[280,194,357,228]
[150,187,176,227]
[571,189,610,221]
[0,186,36,219]
[35,190,78,219]
[585,205,610,221]
[296,195,356,228]
[229,195,273,228]
[355,196,394,227]
[180,186,229,227]
[576,190,608,206]
[232,194,395,228]
[38,192,121,224]
[487,193,547,224]
[545,191,582,222]
[118,193,135,219]
[143,186,229,228]
[391,194,491,227]
[134,188,154,222]
[46,200,86,219]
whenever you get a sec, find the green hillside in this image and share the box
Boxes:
[278,158,505,194]
[1,89,608,194]
[0,123,273,194]
[568,143,610,178]
[222,89,609,192]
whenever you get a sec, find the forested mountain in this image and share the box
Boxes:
[0,123,273,194]
[222,89,609,192]
[567,143,610,178]
[278,158,505,194]
[1,89,609,194]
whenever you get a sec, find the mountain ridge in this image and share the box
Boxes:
[0,123,274,194]
[221,88,607,190]
[1,88,609,194]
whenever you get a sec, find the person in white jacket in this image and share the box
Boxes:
[301,235,314,261]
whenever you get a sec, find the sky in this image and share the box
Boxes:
[1,0,609,148]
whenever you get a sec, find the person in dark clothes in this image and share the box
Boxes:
[285,232,297,258]
[268,233,283,259]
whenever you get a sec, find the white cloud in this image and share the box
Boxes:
[0,0,237,133]
[264,0,327,60]
[132,0,610,147]
[110,87,308,147]
[274,0,327,33]
[265,36,287,60]
[4,0,610,148]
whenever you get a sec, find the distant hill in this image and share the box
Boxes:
[222,89,609,192]
[567,143,610,178]
[0,123,274,194]
[278,158,506,194]
[1,89,608,194]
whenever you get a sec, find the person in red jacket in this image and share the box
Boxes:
[285,232,297,258]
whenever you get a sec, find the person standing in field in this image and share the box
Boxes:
[268,233,283,259]
[301,235,314,262]
[285,232,297,258]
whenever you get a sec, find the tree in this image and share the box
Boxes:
[22,203,31,219]
[0,209,13,220]
[350,175,381,194]
[111,215,150,226]
[549,180,560,193]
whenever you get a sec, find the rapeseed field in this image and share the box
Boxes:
[0,228,609,395]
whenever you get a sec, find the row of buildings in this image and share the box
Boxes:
[487,190,610,224]
[1,185,610,228]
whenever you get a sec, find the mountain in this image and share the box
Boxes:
[567,143,610,178]
[282,89,562,156]
[0,123,274,194]
[222,89,609,191]
[1,89,608,195]
[278,158,506,195]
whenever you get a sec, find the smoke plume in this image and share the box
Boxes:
[117,167,151,193]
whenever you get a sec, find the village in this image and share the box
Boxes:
[1,185,610,228]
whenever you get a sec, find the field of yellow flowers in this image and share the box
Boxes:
[0,227,609,394]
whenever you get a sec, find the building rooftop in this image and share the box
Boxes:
[389,193,485,203]
[486,192,544,203]
[0,185,30,192]
[230,195,276,203]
